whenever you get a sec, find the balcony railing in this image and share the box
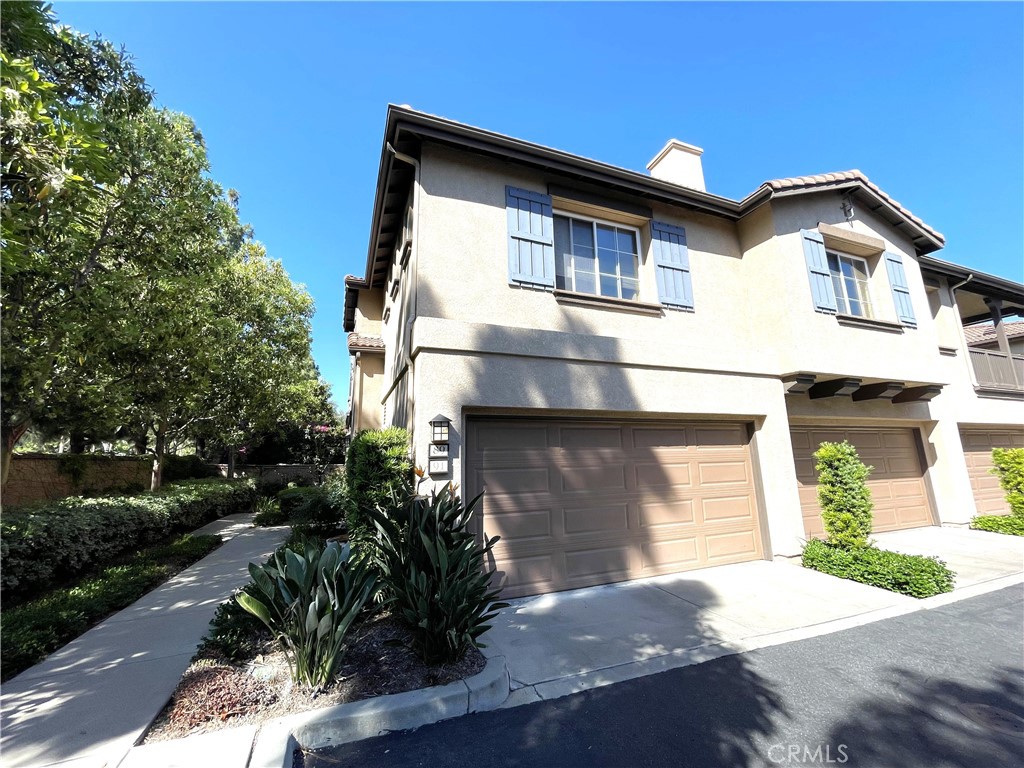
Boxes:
[969,347,1024,391]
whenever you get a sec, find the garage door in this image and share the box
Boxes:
[466,418,764,598]
[960,427,1024,516]
[791,426,933,538]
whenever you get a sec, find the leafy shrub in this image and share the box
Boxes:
[253,497,288,527]
[370,483,508,665]
[204,586,269,662]
[814,441,874,549]
[2,534,221,680]
[163,454,219,483]
[236,540,376,690]
[345,427,411,544]
[277,485,342,535]
[970,514,1024,536]
[1,479,256,601]
[990,447,1024,518]
[802,539,954,598]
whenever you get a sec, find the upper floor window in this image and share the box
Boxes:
[554,214,640,300]
[827,250,873,318]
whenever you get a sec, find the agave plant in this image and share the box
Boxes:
[370,483,508,665]
[236,540,375,690]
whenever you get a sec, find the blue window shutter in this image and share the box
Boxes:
[506,186,555,288]
[884,251,917,327]
[801,229,838,313]
[651,221,694,310]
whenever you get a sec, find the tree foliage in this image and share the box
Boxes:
[1,3,325,489]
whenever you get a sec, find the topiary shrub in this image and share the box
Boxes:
[814,440,874,549]
[370,483,508,665]
[990,447,1024,518]
[802,539,954,598]
[345,427,411,543]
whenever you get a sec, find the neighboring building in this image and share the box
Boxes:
[344,105,1024,598]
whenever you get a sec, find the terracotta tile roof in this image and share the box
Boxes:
[763,170,944,244]
[347,332,384,351]
[962,320,1024,346]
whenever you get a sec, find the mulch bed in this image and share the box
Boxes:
[144,610,486,742]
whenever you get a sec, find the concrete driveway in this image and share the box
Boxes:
[483,526,1024,705]
[481,559,916,703]
[873,525,1024,588]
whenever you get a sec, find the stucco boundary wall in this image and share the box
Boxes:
[211,464,344,486]
[3,454,152,507]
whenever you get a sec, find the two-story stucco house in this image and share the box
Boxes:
[344,105,1024,598]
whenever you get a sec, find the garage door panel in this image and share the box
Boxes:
[632,427,690,448]
[702,495,756,522]
[477,423,550,450]
[640,538,701,571]
[477,466,551,494]
[698,461,750,486]
[638,499,697,528]
[563,504,629,535]
[468,418,764,598]
[635,461,692,488]
[705,529,760,560]
[792,425,933,536]
[561,465,626,492]
[960,427,1024,516]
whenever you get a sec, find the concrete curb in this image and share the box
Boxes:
[248,654,510,768]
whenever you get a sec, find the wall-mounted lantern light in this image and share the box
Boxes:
[430,415,450,444]
[428,415,451,476]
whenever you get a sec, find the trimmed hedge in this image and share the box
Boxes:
[802,539,955,598]
[345,427,411,543]
[970,514,1024,536]
[2,533,222,680]
[1,479,256,601]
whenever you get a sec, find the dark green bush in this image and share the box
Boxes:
[802,538,954,598]
[990,447,1024,518]
[162,454,219,483]
[252,497,288,527]
[370,483,508,665]
[814,441,874,549]
[2,533,221,680]
[970,514,1024,536]
[1,479,256,601]
[345,427,411,544]
[204,584,268,662]
[277,485,341,535]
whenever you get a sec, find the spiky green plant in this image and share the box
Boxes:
[236,540,375,690]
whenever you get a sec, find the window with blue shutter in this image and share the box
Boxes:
[801,229,838,314]
[884,251,917,327]
[651,221,693,310]
[506,186,555,288]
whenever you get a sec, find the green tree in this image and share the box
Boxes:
[813,440,874,549]
[1,2,150,484]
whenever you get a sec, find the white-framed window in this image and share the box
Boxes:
[826,250,874,318]
[553,212,640,300]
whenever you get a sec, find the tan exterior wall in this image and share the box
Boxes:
[408,350,808,559]
[351,353,385,432]
[4,455,152,506]
[355,137,1023,551]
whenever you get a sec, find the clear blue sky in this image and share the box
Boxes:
[54,1,1024,405]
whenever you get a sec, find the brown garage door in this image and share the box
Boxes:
[466,418,764,598]
[960,427,1024,516]
[791,426,933,538]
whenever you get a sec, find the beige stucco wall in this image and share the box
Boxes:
[351,352,384,432]
[408,350,808,558]
[357,138,1022,539]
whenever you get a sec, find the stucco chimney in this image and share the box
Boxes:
[646,139,706,192]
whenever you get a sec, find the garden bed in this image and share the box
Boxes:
[143,609,485,742]
[1,532,223,681]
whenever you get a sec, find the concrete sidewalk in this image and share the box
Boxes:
[873,525,1024,587]
[0,513,289,768]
